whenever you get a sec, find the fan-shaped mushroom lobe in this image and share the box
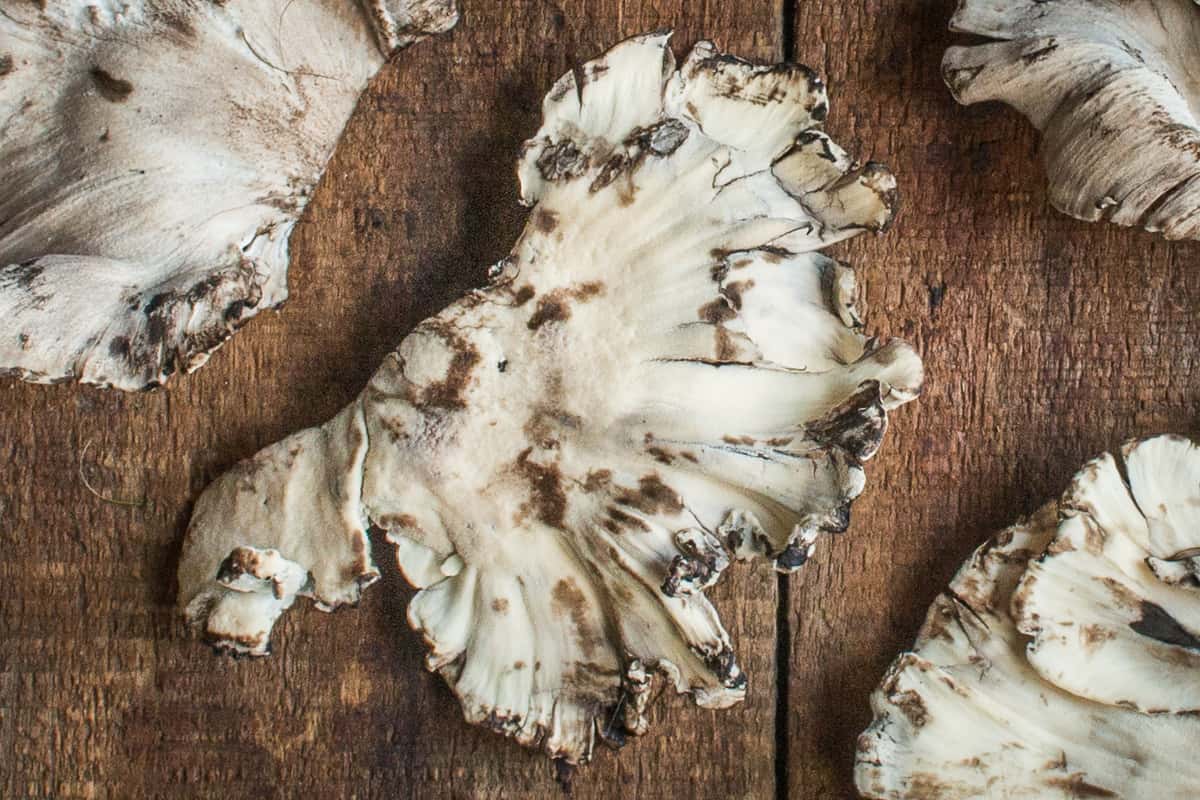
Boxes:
[857,436,1200,799]
[0,0,457,389]
[180,33,922,764]
[943,0,1200,239]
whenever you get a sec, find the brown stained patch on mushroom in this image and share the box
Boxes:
[1080,624,1116,650]
[526,281,606,330]
[1098,577,1141,610]
[721,279,754,310]
[1082,517,1107,554]
[0,55,12,77]
[582,469,612,492]
[891,688,929,729]
[804,381,886,461]
[376,512,419,530]
[551,578,601,657]
[414,324,481,411]
[722,435,756,446]
[604,506,650,534]
[90,67,133,102]
[515,447,567,527]
[1043,774,1117,798]
[1,259,43,292]
[713,326,737,361]
[533,208,559,233]
[613,474,683,516]
[204,628,268,653]
[698,297,736,324]
[1046,535,1077,555]
[643,436,675,465]
[513,285,535,306]
[491,598,509,613]
[525,296,564,329]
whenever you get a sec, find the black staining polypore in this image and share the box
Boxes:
[526,281,605,330]
[805,381,887,461]
[1129,600,1200,652]
[515,447,567,527]
[89,67,134,102]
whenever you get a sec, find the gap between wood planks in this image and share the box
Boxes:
[775,5,798,799]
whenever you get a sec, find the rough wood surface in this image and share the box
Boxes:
[2,1,1198,798]
[787,1,1200,797]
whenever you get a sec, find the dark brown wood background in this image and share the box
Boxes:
[2,1,1197,797]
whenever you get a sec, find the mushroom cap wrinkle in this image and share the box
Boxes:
[180,33,922,764]
[943,0,1200,240]
[0,0,457,390]
[857,435,1200,799]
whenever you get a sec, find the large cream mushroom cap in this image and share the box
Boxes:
[180,32,922,764]
[0,0,456,389]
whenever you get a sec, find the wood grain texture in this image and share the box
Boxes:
[4,1,1199,798]
[786,1,1200,797]
[0,2,784,799]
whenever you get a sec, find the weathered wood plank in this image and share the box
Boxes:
[0,2,785,798]
[787,1,1200,797]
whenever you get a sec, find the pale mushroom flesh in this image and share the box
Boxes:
[180,33,923,764]
[857,435,1200,799]
[0,0,457,389]
[943,0,1200,239]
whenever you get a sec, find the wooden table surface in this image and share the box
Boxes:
[3,1,1198,798]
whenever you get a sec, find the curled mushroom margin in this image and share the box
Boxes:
[857,435,1200,799]
[943,0,1200,240]
[180,32,923,765]
[0,0,457,389]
